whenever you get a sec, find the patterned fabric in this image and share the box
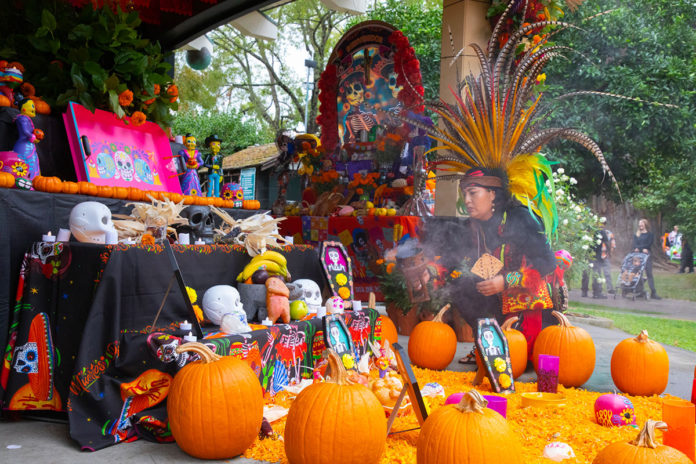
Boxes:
[502,282,553,315]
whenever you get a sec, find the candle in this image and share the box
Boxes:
[42,231,56,243]
[194,239,205,245]
[261,318,273,327]
[179,320,192,332]
[105,229,118,245]
[537,354,560,394]
[445,392,465,405]
[178,233,190,245]
[352,300,362,312]
[56,228,71,242]
[183,332,197,343]
[482,395,508,418]
[662,397,695,461]
[123,238,135,245]
[175,135,184,144]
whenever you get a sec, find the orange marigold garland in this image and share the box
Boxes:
[130,111,147,126]
[118,89,134,106]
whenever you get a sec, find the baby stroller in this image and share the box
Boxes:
[616,252,649,300]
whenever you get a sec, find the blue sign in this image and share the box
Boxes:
[240,167,256,200]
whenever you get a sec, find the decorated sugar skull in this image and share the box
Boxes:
[325,295,344,315]
[594,393,637,427]
[542,442,575,462]
[96,151,116,178]
[288,279,322,314]
[221,182,244,205]
[69,201,117,244]
[134,158,153,184]
[13,342,38,374]
[202,285,250,334]
[114,151,134,181]
[555,249,573,271]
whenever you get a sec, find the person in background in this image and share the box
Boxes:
[680,236,694,273]
[632,218,661,300]
[668,225,680,247]
[581,228,616,298]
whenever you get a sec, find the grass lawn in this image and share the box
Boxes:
[569,267,696,301]
[570,302,696,352]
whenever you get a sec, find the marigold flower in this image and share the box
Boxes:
[131,111,147,126]
[118,89,134,106]
[167,84,179,103]
[386,263,395,274]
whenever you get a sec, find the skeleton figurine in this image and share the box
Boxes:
[177,205,215,244]
[202,285,250,335]
[341,75,377,143]
[287,279,324,317]
[69,201,117,244]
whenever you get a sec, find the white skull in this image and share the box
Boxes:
[326,296,345,315]
[288,279,322,314]
[14,342,39,374]
[202,285,249,334]
[115,151,134,181]
[69,201,117,244]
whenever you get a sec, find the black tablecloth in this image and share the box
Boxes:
[0,188,263,359]
[1,241,379,451]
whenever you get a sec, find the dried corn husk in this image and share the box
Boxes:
[210,206,289,256]
[113,196,187,241]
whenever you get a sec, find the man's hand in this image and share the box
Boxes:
[476,275,504,296]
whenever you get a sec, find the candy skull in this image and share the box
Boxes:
[69,201,117,244]
[594,393,637,427]
[96,151,116,178]
[325,296,344,315]
[202,285,250,334]
[288,279,322,314]
[114,151,134,181]
[134,158,153,184]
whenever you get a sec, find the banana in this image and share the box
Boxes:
[259,250,287,268]
[237,259,286,282]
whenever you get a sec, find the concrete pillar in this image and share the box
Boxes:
[434,0,491,216]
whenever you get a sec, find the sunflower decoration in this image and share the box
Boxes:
[11,161,29,178]
[399,0,675,238]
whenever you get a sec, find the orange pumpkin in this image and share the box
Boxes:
[97,185,114,198]
[146,190,162,202]
[32,175,47,190]
[532,310,595,387]
[611,330,669,396]
[378,315,398,346]
[223,199,235,209]
[34,176,62,192]
[183,195,196,205]
[502,317,527,379]
[78,181,98,196]
[417,390,523,464]
[285,351,386,464]
[0,172,15,188]
[127,187,144,201]
[168,342,263,459]
[61,181,79,194]
[592,420,691,464]
[169,192,183,203]
[408,305,457,370]
[243,199,260,210]
[112,186,129,199]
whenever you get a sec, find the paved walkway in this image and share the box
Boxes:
[568,289,696,322]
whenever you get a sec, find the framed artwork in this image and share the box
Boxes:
[390,342,428,429]
[322,315,354,369]
[473,318,515,394]
[63,102,182,193]
[319,241,354,301]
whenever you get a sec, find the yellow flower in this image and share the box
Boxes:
[450,270,462,279]
[342,353,355,369]
[186,286,198,304]
[494,357,507,373]
[536,73,546,83]
[499,373,512,389]
[336,273,348,286]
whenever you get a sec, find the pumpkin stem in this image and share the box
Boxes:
[501,316,519,331]
[636,330,650,343]
[326,350,350,386]
[433,304,451,323]
[175,341,222,363]
[455,390,488,414]
[551,310,572,328]
[632,420,668,449]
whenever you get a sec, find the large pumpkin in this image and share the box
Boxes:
[592,420,691,464]
[408,304,457,370]
[502,316,527,379]
[532,310,595,387]
[167,342,263,459]
[285,350,386,464]
[611,330,669,396]
[417,390,523,464]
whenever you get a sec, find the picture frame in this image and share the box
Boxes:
[63,102,182,193]
[319,241,355,302]
[390,342,428,429]
[322,314,354,369]
[473,318,515,394]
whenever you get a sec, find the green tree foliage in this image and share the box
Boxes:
[349,0,442,103]
[542,0,696,203]
[171,111,266,156]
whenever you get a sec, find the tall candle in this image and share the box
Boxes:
[537,354,560,394]
[42,231,56,243]
[56,228,71,242]
[662,397,695,461]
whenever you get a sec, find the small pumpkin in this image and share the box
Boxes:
[592,420,691,464]
[243,199,261,210]
[502,317,527,379]
[285,350,386,464]
[417,390,523,464]
[35,176,62,192]
[97,185,114,198]
[408,304,457,370]
[532,310,595,387]
[61,181,79,194]
[611,330,669,396]
[183,195,196,205]
[127,187,144,201]
[378,315,398,345]
[32,175,47,191]
[0,172,16,188]
[78,181,98,196]
[169,192,183,203]
[168,342,263,459]
[112,186,129,199]
[223,199,235,208]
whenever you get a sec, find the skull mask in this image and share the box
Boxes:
[202,285,245,324]
[114,151,134,182]
[69,201,117,244]
[179,205,215,243]
[288,279,322,314]
[345,81,364,107]
[14,342,39,374]
[388,72,401,98]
